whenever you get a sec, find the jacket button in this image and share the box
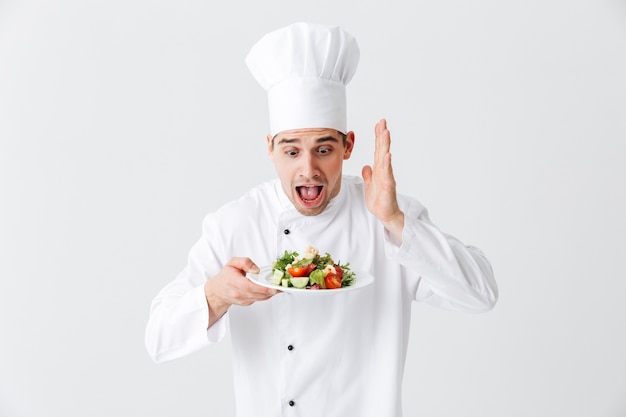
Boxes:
[288,400,295,407]
[283,229,290,235]
[287,345,294,351]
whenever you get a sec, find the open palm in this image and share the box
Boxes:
[361,119,405,241]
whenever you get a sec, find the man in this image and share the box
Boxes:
[145,22,497,417]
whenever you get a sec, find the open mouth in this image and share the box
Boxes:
[296,185,323,204]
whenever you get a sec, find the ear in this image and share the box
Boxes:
[266,134,274,158]
[343,131,355,160]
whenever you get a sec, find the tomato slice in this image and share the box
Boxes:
[305,263,317,275]
[324,273,342,289]
[287,266,309,277]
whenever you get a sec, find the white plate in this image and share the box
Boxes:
[247,265,374,294]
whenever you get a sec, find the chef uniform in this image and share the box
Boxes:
[145,22,498,417]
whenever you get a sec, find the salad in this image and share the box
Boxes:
[271,245,356,290]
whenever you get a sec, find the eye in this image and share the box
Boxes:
[286,149,298,157]
[318,147,332,155]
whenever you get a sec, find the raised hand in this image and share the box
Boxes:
[361,119,405,242]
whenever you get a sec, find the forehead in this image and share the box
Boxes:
[274,128,342,144]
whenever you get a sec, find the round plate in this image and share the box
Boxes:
[247,265,374,294]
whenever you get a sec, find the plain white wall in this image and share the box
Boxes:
[1,0,625,416]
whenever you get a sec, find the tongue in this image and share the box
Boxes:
[300,186,320,200]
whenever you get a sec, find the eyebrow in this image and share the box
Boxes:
[276,136,339,146]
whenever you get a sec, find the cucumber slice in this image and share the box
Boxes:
[290,276,309,289]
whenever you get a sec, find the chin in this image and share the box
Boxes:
[294,199,328,216]
[296,207,324,216]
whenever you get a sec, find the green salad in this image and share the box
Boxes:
[271,245,356,290]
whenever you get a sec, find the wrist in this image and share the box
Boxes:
[382,211,405,244]
[205,280,230,329]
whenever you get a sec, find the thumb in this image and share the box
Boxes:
[361,165,372,184]
[227,257,260,274]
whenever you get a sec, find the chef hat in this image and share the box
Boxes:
[245,22,360,136]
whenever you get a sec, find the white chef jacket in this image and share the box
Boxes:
[145,175,497,417]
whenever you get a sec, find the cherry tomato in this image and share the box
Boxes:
[324,273,342,289]
[287,266,309,277]
[306,263,317,275]
[333,265,344,280]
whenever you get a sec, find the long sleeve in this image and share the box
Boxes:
[144,215,229,363]
[144,180,286,365]
[387,196,498,313]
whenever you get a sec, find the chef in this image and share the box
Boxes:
[145,21,498,417]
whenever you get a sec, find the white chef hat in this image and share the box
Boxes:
[245,22,360,136]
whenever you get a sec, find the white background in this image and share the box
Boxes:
[1,0,625,416]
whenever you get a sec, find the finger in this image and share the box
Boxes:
[226,257,260,274]
[227,272,278,303]
[373,122,381,165]
[384,152,395,177]
[380,120,390,152]
[374,120,391,168]
[246,280,280,297]
[374,124,383,168]
[375,118,388,140]
[380,129,391,162]
[376,118,387,136]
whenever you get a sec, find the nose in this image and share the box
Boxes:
[298,151,320,179]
